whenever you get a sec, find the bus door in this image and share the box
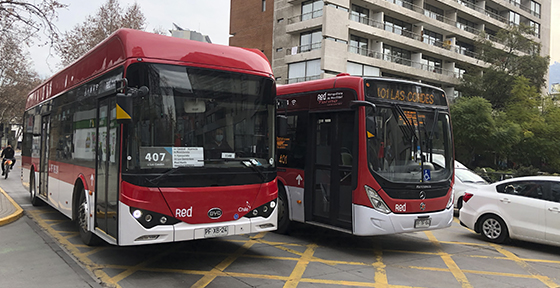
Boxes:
[308,111,355,230]
[39,115,50,200]
[95,97,119,239]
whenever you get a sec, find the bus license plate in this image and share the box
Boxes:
[204,226,228,238]
[414,218,431,228]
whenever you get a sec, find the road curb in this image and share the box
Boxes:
[0,187,24,226]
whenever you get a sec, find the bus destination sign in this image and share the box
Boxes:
[364,80,447,106]
[140,147,204,169]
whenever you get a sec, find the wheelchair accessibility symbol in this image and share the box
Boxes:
[423,169,431,181]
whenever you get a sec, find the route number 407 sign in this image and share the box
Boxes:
[139,147,204,169]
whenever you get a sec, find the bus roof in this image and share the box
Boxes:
[277,75,445,96]
[26,28,272,109]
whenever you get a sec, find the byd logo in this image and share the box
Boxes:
[208,208,223,219]
[317,92,327,101]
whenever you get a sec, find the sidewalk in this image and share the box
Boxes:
[0,186,23,226]
[0,153,102,288]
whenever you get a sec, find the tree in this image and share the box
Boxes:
[0,33,42,145]
[450,97,497,168]
[0,0,66,45]
[55,0,146,66]
[458,24,549,110]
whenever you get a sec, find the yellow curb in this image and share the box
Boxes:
[0,187,24,226]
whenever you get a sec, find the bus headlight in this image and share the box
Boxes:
[446,191,454,209]
[365,185,391,214]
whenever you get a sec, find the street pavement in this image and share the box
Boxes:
[0,152,102,288]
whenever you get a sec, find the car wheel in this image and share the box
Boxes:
[457,196,463,210]
[479,214,509,243]
[275,184,291,234]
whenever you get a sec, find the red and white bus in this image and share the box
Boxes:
[276,74,454,235]
[21,29,278,246]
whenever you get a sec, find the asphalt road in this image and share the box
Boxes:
[2,165,560,288]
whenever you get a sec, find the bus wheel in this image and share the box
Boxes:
[29,171,42,206]
[77,189,100,246]
[276,184,291,234]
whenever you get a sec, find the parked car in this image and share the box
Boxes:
[454,162,489,209]
[459,176,560,246]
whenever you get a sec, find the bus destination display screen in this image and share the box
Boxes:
[364,80,447,106]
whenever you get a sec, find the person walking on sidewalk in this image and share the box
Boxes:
[1,144,16,176]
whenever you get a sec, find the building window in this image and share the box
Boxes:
[456,41,475,57]
[509,0,521,8]
[301,0,323,21]
[421,55,442,74]
[456,17,477,33]
[424,4,444,21]
[454,66,466,78]
[530,1,541,18]
[395,0,413,10]
[508,12,520,25]
[300,30,322,52]
[288,59,321,83]
[347,62,380,76]
[350,4,369,25]
[384,16,413,38]
[383,44,412,66]
[349,35,368,56]
[262,0,266,11]
[423,29,443,47]
[530,21,540,38]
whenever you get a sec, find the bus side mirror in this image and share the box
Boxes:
[116,86,149,124]
[116,93,133,123]
[277,114,288,137]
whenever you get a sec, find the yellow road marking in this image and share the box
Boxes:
[191,232,266,288]
[372,240,388,286]
[26,208,560,288]
[491,244,559,287]
[425,231,473,288]
[284,243,318,288]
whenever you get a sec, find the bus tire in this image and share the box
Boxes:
[276,184,291,234]
[29,170,42,206]
[77,189,100,246]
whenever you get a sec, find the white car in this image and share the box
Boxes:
[454,163,488,209]
[459,176,560,245]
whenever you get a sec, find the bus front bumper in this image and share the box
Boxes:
[118,202,277,246]
[352,204,453,236]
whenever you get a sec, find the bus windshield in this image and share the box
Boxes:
[366,106,453,183]
[124,63,275,173]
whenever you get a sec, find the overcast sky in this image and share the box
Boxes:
[28,0,559,78]
[29,0,231,77]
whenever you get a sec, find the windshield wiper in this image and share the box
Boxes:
[147,168,180,185]
[392,104,418,142]
[426,109,440,163]
[206,158,267,182]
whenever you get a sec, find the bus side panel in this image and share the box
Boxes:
[278,168,306,223]
[21,155,33,190]
[48,160,96,219]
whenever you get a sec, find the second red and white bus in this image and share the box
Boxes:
[21,29,278,246]
[276,74,454,235]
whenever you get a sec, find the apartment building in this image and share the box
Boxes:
[230,0,550,97]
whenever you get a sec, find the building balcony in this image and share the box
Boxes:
[347,45,460,79]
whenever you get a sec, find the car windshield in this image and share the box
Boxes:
[124,63,275,172]
[366,105,453,183]
[456,169,488,184]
